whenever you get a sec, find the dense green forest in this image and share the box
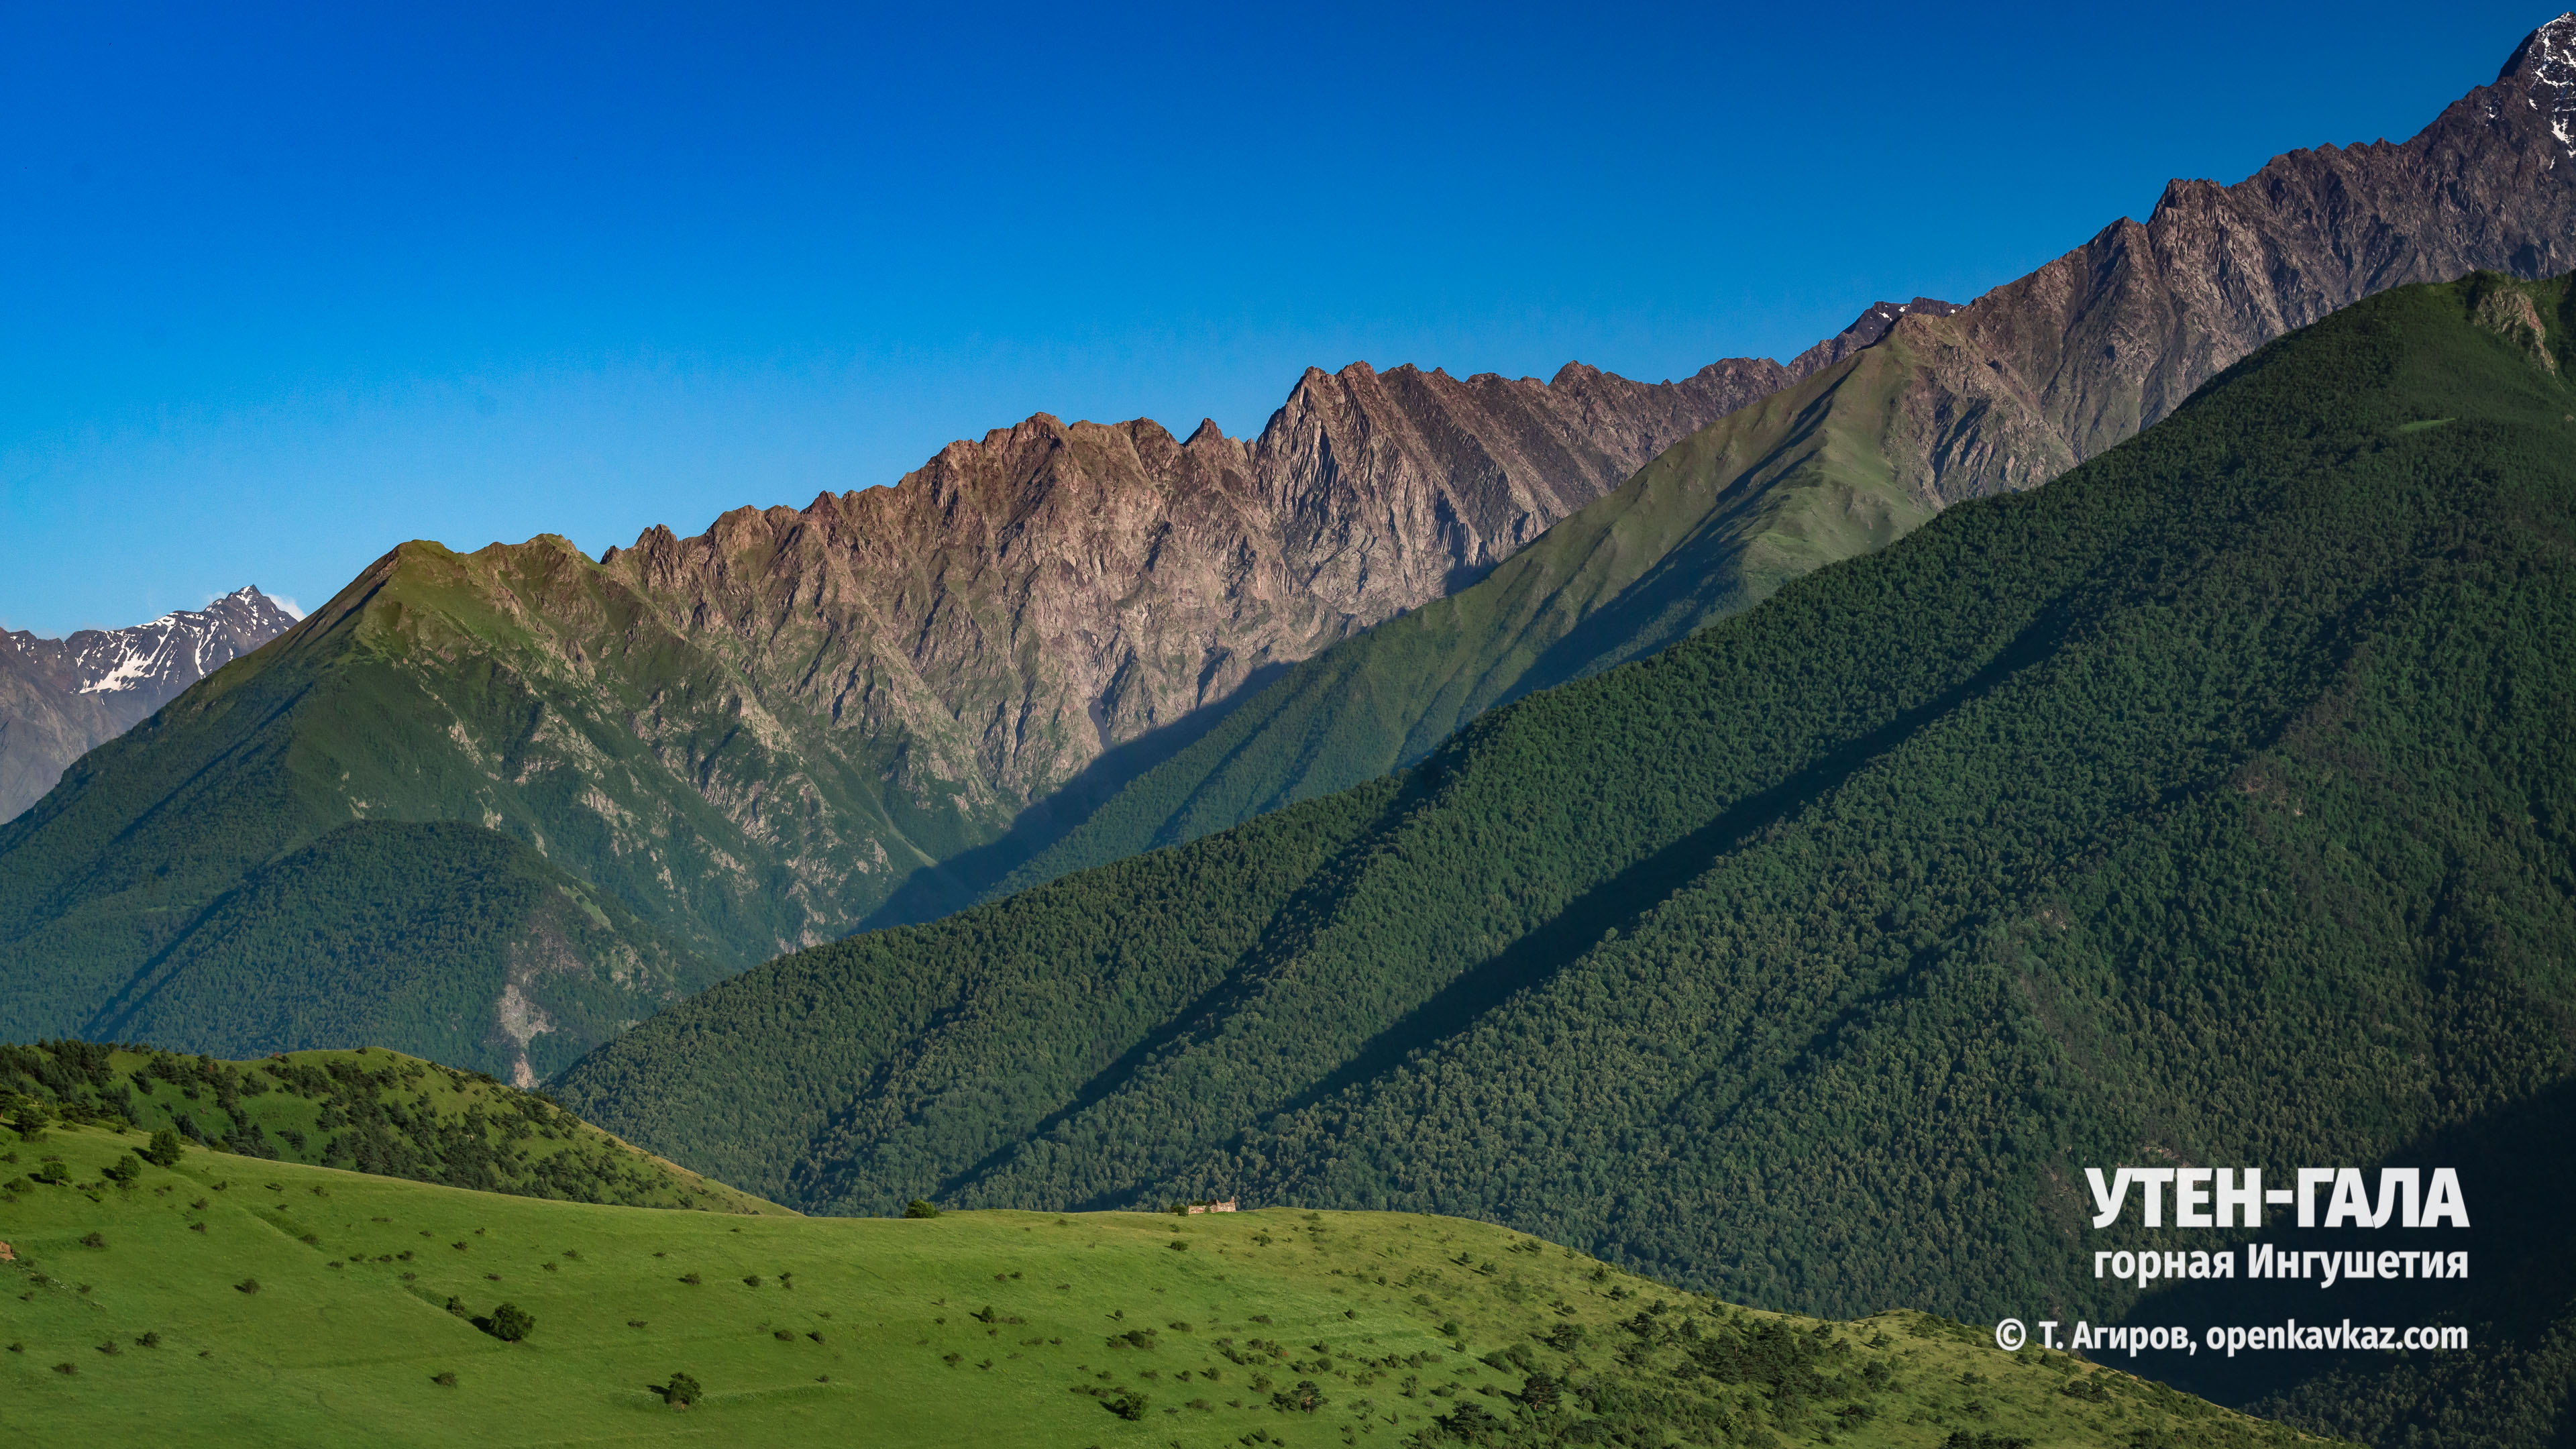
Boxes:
[559,274,2576,1447]
[0,819,718,1083]
[0,1040,776,1212]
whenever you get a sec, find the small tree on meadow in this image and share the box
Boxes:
[664,1370,702,1407]
[142,1129,184,1168]
[486,1303,535,1342]
[903,1199,941,1218]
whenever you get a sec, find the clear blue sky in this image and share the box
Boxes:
[0,1,2555,634]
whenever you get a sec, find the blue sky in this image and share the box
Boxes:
[0,1,2555,634]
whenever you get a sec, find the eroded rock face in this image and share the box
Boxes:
[0,587,299,821]
[596,356,1790,822]
[1878,12,2576,508]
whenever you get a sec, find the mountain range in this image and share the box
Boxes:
[7,17,2576,1449]
[7,19,2576,1087]
[559,269,2576,1449]
[0,586,298,822]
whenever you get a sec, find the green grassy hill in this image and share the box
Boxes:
[0,1122,2330,1448]
[2,1042,776,1214]
[555,274,2576,1446]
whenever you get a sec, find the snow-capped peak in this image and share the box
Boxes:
[2506,13,2576,155]
[60,586,299,700]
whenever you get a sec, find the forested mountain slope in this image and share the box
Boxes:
[559,273,2576,1446]
[991,15,2576,896]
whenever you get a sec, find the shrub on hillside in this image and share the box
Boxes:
[663,1370,702,1407]
[903,1199,940,1218]
[141,1128,184,1167]
[483,1303,535,1342]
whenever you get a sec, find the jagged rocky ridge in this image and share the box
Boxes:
[988,13,2576,893]
[0,586,297,822]
[1885,11,2576,506]
[11,17,2576,1075]
[596,356,1788,828]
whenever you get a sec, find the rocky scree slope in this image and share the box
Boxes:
[996,14,2576,893]
[0,586,296,822]
[557,273,2576,1449]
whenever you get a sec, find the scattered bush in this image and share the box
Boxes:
[484,1303,535,1342]
[903,1199,941,1218]
[1103,1390,1148,1420]
[100,1155,142,1185]
[141,1128,184,1167]
[663,1370,702,1407]
[432,1371,456,1387]
[78,1232,105,1249]
[233,1279,260,1294]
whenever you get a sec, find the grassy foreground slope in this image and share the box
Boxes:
[1,1042,775,1214]
[557,274,2576,1446]
[0,1123,2329,1448]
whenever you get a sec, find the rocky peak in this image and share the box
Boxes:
[2502,12,2576,152]
[0,585,300,822]
[64,586,300,702]
[1785,297,1964,379]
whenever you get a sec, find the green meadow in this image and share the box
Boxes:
[1,1122,2334,1447]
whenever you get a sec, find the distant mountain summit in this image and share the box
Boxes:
[0,586,297,820]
